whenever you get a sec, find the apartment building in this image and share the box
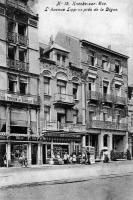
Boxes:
[0,0,40,166]
[55,32,129,157]
[39,41,87,163]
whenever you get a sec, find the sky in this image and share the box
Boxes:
[32,0,133,84]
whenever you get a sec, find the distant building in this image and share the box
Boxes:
[55,32,129,157]
[128,85,133,157]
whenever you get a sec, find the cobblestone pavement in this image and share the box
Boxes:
[0,160,133,189]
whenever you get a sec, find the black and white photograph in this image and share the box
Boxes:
[0,0,133,199]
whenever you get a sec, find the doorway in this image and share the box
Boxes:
[31,144,38,165]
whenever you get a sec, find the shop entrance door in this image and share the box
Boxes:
[42,144,46,164]
[0,144,6,167]
[31,144,38,165]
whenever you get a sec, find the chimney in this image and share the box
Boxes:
[49,35,54,45]
[108,45,111,50]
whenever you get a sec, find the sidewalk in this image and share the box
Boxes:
[0,160,133,189]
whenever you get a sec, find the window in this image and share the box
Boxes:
[8,46,16,60]
[102,56,108,70]
[44,107,50,122]
[18,23,26,36]
[8,21,15,32]
[57,80,66,94]
[115,84,121,96]
[89,51,95,66]
[89,83,91,91]
[57,54,60,64]
[44,77,50,95]
[89,78,95,91]
[103,81,109,95]
[8,75,17,93]
[73,110,78,124]
[131,114,133,127]
[19,77,27,95]
[62,56,66,67]
[19,49,26,62]
[115,61,121,74]
[73,83,78,99]
[103,113,108,121]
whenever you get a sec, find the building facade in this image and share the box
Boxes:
[128,85,133,157]
[0,0,40,166]
[55,32,129,158]
[39,42,87,164]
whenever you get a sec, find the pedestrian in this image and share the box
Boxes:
[72,152,77,164]
[87,151,91,165]
[64,152,69,164]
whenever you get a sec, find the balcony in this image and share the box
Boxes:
[88,91,99,101]
[87,120,127,131]
[7,32,17,44]
[43,121,86,132]
[6,0,29,13]
[54,93,74,106]
[102,93,113,103]
[0,90,40,105]
[115,96,126,106]
[7,32,28,46]
[7,59,29,72]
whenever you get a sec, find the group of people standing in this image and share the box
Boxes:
[53,151,91,165]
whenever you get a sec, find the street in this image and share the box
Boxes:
[1,161,133,200]
[1,173,133,200]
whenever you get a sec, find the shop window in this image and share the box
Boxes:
[47,144,51,158]
[102,56,108,70]
[73,83,78,99]
[44,77,50,95]
[57,80,66,94]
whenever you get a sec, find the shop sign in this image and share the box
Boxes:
[0,91,35,104]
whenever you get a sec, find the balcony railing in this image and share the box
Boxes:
[7,32,28,46]
[87,120,127,131]
[7,59,29,72]
[6,0,29,12]
[0,90,40,105]
[7,32,17,44]
[54,93,74,105]
[102,93,113,103]
[115,96,126,105]
[88,91,99,101]
[18,34,28,46]
[43,121,85,132]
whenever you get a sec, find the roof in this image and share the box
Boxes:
[42,42,70,54]
[81,39,129,59]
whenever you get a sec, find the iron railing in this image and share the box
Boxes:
[7,59,29,72]
[87,91,99,101]
[54,93,74,104]
[87,120,127,131]
[7,32,28,46]
[43,121,85,132]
